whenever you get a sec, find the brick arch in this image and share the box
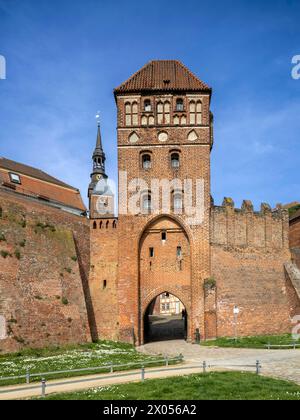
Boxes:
[138,214,192,344]
[142,287,190,318]
[137,213,194,250]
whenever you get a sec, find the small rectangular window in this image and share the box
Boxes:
[9,173,21,184]
[149,247,154,258]
[162,231,167,241]
[177,246,182,258]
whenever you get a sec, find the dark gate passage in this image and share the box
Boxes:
[144,293,187,343]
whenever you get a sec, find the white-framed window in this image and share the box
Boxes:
[9,173,21,184]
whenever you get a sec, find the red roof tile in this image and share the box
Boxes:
[114,60,211,94]
[0,157,86,212]
[0,157,78,191]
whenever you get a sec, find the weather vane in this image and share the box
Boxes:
[95,111,101,126]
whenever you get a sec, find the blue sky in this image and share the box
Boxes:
[0,0,300,209]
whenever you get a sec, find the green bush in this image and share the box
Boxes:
[19,240,26,248]
[1,250,12,258]
[62,297,69,305]
[204,277,216,290]
[14,249,21,260]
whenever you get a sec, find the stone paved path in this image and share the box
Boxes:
[138,340,300,384]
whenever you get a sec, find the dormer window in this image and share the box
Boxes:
[9,173,21,184]
[144,100,151,112]
[176,99,184,112]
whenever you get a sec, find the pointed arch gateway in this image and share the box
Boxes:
[138,215,192,344]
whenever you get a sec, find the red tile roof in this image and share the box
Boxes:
[114,60,211,95]
[0,157,86,212]
[0,157,78,191]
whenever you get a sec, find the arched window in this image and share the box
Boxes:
[141,115,147,126]
[189,101,196,125]
[93,221,97,230]
[132,102,138,126]
[164,101,170,124]
[157,101,170,125]
[142,154,151,170]
[142,193,152,214]
[125,102,132,126]
[176,98,184,112]
[157,102,164,124]
[173,115,179,125]
[125,102,138,126]
[181,115,186,125]
[196,100,202,124]
[173,192,183,213]
[113,220,117,229]
[171,153,180,169]
[144,99,151,112]
[148,115,155,125]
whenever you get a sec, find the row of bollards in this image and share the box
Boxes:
[201,361,261,375]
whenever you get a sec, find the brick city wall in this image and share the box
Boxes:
[211,199,292,337]
[290,217,300,269]
[0,188,92,353]
[89,218,119,341]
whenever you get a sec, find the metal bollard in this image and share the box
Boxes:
[256,360,261,375]
[110,363,114,373]
[165,355,169,367]
[195,329,201,344]
[41,378,46,398]
[203,361,207,374]
[26,370,30,384]
[141,366,145,382]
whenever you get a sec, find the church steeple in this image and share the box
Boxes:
[88,122,107,198]
[88,119,115,218]
[92,123,106,178]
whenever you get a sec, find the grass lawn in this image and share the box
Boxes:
[0,341,172,387]
[38,372,300,400]
[201,334,300,349]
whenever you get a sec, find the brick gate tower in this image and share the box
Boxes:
[114,60,213,344]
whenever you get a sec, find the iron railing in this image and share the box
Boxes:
[0,354,184,385]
